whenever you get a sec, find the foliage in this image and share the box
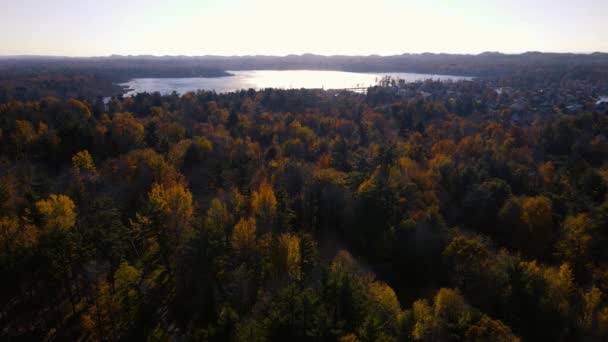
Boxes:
[1,84,608,341]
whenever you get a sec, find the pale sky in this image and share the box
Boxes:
[0,0,606,56]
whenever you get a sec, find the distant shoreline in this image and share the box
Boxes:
[3,52,607,101]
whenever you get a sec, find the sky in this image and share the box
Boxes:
[0,0,606,56]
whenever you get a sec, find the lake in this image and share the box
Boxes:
[120,70,472,96]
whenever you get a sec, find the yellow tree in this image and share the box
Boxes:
[147,182,193,269]
[278,232,301,281]
[0,216,39,253]
[251,181,277,229]
[81,280,118,340]
[367,281,401,332]
[35,194,78,314]
[72,150,96,173]
[544,263,575,316]
[411,299,433,341]
[597,306,608,337]
[82,261,142,340]
[555,213,592,274]
[71,150,97,195]
[521,196,553,256]
[148,182,193,237]
[231,217,256,257]
[204,199,231,252]
[580,287,602,332]
[538,161,555,187]
[110,112,145,151]
[11,120,46,155]
[36,194,76,231]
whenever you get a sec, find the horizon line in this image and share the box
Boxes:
[1,50,607,59]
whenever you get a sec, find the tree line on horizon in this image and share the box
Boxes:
[2,52,608,102]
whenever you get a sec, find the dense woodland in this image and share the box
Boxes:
[1,80,608,341]
[0,57,230,102]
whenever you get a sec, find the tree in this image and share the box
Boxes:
[300,232,320,279]
[462,179,511,231]
[580,286,601,332]
[597,306,608,337]
[366,281,401,333]
[278,232,302,281]
[264,285,328,340]
[444,236,489,292]
[411,299,433,341]
[538,161,555,187]
[432,288,471,340]
[231,217,257,257]
[357,314,395,342]
[148,182,193,239]
[114,261,142,323]
[252,181,277,230]
[81,280,118,340]
[35,195,78,315]
[544,263,575,317]
[0,215,39,253]
[110,112,145,152]
[204,198,231,255]
[79,197,129,274]
[339,333,360,342]
[35,194,76,231]
[182,136,213,169]
[10,120,46,156]
[324,251,369,336]
[82,262,142,341]
[465,316,520,342]
[555,213,592,276]
[147,182,193,269]
[72,150,96,173]
[497,196,525,247]
[521,196,553,256]
[71,150,97,199]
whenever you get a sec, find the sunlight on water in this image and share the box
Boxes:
[121,70,472,96]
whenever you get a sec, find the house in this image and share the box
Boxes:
[596,101,608,114]
[565,103,583,114]
[510,99,527,112]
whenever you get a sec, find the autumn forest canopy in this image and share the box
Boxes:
[1,54,608,342]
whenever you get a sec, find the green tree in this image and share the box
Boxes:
[432,288,472,340]
[444,236,490,293]
[265,285,328,340]
[324,251,369,337]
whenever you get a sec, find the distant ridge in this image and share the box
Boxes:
[2,52,608,80]
[1,51,607,59]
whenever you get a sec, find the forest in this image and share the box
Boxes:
[1,81,608,341]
